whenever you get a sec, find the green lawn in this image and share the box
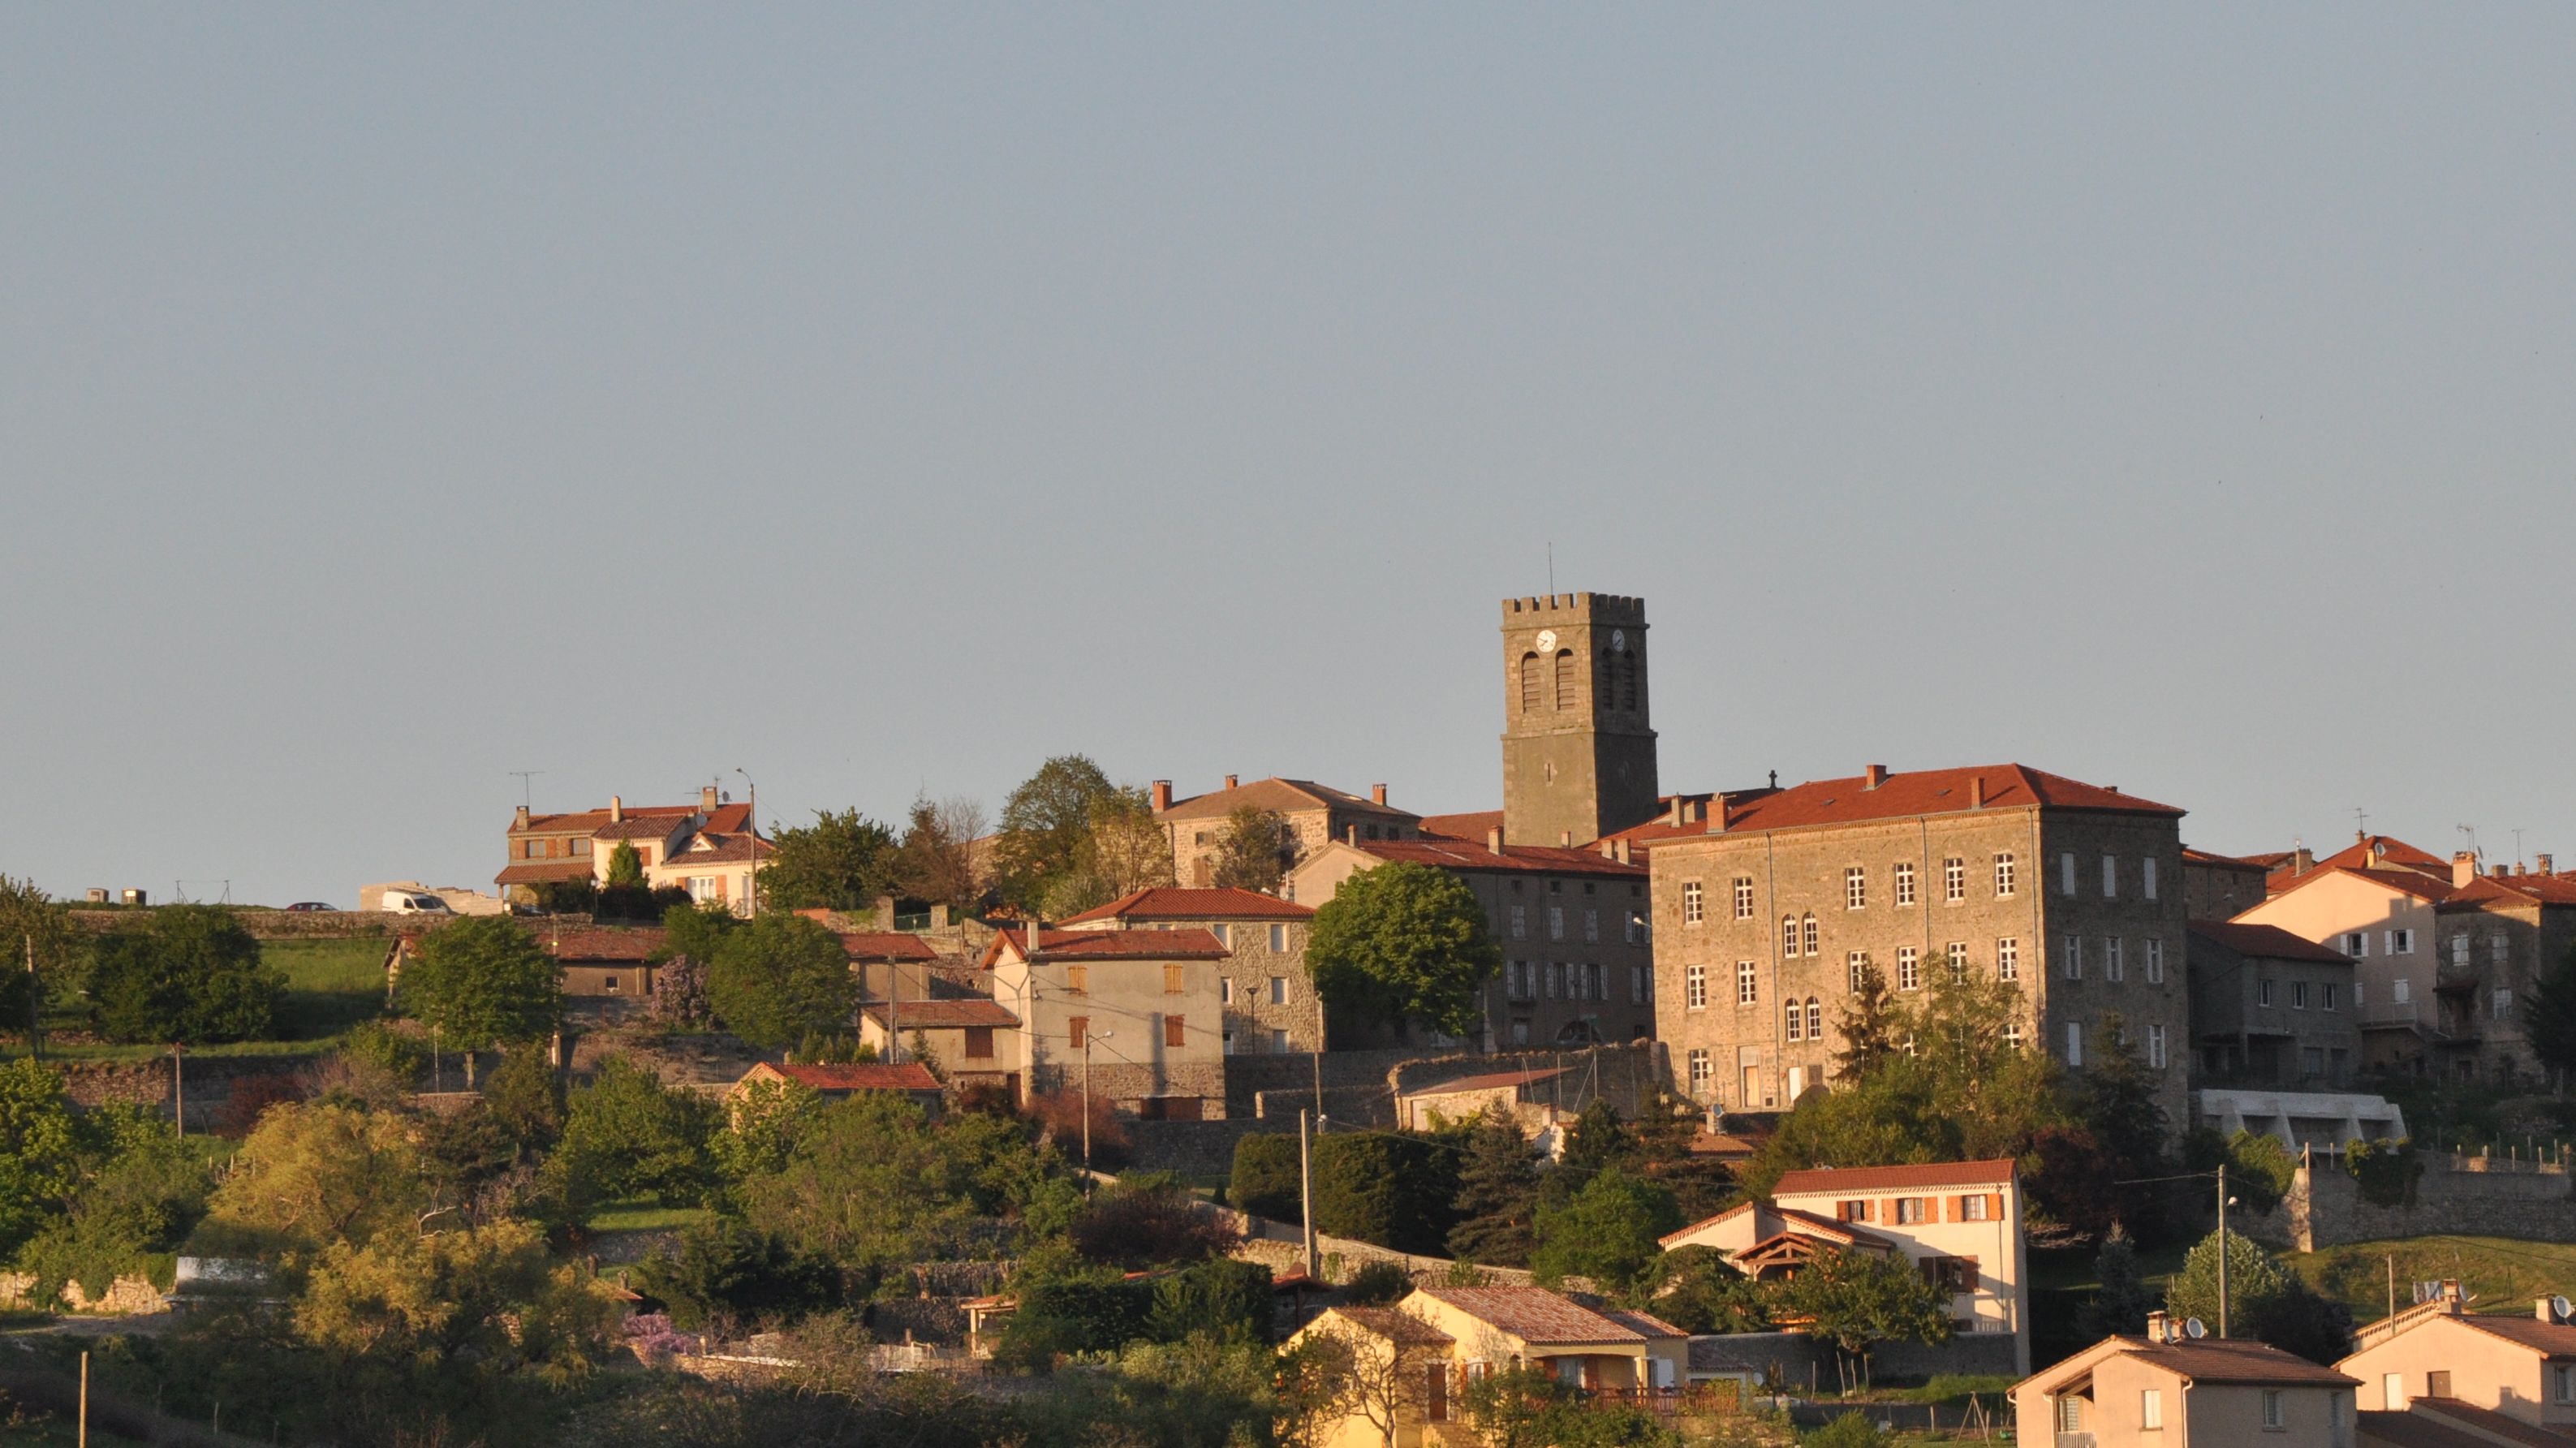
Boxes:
[31,936,391,1062]
[2290,1235,2576,1324]
[585,1202,713,1233]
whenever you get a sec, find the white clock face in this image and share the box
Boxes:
[1611,629,1627,653]
[1534,629,1558,653]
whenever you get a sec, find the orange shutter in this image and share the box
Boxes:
[1988,1192,2004,1219]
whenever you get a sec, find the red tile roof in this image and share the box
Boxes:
[1338,837,1647,879]
[2397,1397,2576,1447]
[838,931,938,962]
[2187,920,2357,966]
[980,925,1230,966]
[2313,834,2449,875]
[1771,1158,2017,1196]
[1415,1286,1664,1344]
[493,860,597,886]
[1415,809,1503,842]
[1158,778,1415,823]
[1329,1307,1455,1346]
[2267,864,2458,905]
[544,927,668,963]
[662,833,773,866]
[2445,873,2576,909]
[1407,1067,1570,1097]
[861,999,1019,1029]
[2455,1313,2576,1355]
[746,1062,942,1094]
[2182,847,2275,868]
[1702,765,2180,836]
[2087,1335,2358,1388]
[514,804,697,835]
[1596,792,1782,852]
[1058,888,1315,924]
[1596,1308,1688,1339]
[1660,1200,1757,1247]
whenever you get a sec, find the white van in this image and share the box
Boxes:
[381,890,452,915]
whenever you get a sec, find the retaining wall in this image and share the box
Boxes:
[2265,1157,2576,1252]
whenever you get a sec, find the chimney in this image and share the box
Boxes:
[610,795,623,824]
[2539,1298,2560,1323]
[702,785,720,813]
[515,804,531,830]
[1614,838,1631,864]
[1969,775,1986,809]
[1561,830,1574,847]
[1372,783,1388,806]
[2145,1310,2169,1342]
[2542,854,2557,877]
[1706,802,1727,834]
[1151,780,1174,812]
[1022,920,1043,960]
[1669,797,1685,828]
[1346,824,1359,846]
[2454,851,2480,888]
[2292,845,2315,876]
[1863,764,1888,791]
[1487,827,1504,855]
[1225,774,1238,791]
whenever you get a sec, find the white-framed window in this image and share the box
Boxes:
[1944,856,1965,903]
[2492,934,2511,965]
[2258,978,2275,1007]
[1269,924,1288,952]
[1683,881,1704,924]
[2102,855,2118,898]
[2343,931,2369,958]
[2322,983,2338,1011]
[1806,998,1822,1039]
[1994,852,2017,898]
[2005,1020,2023,1052]
[2105,937,2124,982]
[2141,1388,2164,1430]
[1897,946,1920,992]
[1802,915,1819,956]
[1510,905,1527,941]
[1686,963,1708,1009]
[1270,976,1290,1005]
[1849,950,1871,990]
[2148,1024,2167,1068]
[2057,1396,2083,1433]
[1895,862,1917,906]
[2555,1364,2574,1404]
[1630,963,1648,1004]
[1846,867,1867,910]
[1688,1048,1712,1093]
[1549,906,1566,942]
[2388,928,2414,955]
[2452,933,2470,967]
[1221,978,1235,1006]
[1738,960,1758,1006]
[1584,908,1600,944]
[2292,981,2309,1010]
[2066,1022,2085,1067]
[2062,936,2083,980]
[1960,1193,1989,1221]
[1733,877,1755,919]
[1895,1196,1928,1224]
[1947,942,1969,980]
[2145,937,2165,984]
[1786,1000,1804,1041]
[2262,1390,2284,1429]
[2143,856,2158,901]
[2061,851,2078,897]
[1997,937,2019,980]
[1781,916,1799,957]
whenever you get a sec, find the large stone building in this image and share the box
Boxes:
[2185,920,2360,1089]
[2229,860,2458,1075]
[1149,777,1423,887]
[1500,593,1660,847]
[1648,764,2192,1123]
[1056,886,1325,1056]
[2428,865,2576,1085]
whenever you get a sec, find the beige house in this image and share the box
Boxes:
[2431,868,2576,1086]
[1058,886,1325,1055]
[1289,834,1653,1051]
[1661,1157,2030,1373]
[2013,1319,2358,1447]
[859,998,1020,1094]
[2338,1291,2576,1429]
[1648,762,2194,1127]
[1152,777,1423,888]
[980,924,1229,1118]
[2186,920,2361,1088]
[2231,861,2458,1075]
[726,1061,946,1118]
[1282,1286,1689,1448]
[496,788,768,914]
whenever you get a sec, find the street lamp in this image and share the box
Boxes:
[734,768,757,919]
[1083,1028,1115,1174]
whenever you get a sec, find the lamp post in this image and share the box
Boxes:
[734,767,756,919]
[1083,1028,1114,1174]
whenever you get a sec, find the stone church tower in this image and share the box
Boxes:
[1500,593,1660,847]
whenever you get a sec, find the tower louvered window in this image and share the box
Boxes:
[1518,653,1541,713]
[1553,649,1581,710]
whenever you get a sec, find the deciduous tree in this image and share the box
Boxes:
[759,808,900,914]
[192,1101,427,1256]
[993,755,1122,911]
[2164,1228,2353,1363]
[1773,1244,1953,1390]
[1210,806,1295,893]
[1305,863,1501,1040]
[0,876,78,1034]
[894,794,989,918]
[396,916,562,1087]
[1530,1166,1681,1298]
[705,912,858,1051]
[84,905,282,1045]
[0,1058,84,1256]
[550,1056,718,1209]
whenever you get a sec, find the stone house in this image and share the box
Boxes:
[2186,920,2361,1089]
[2013,1321,2358,1447]
[2230,860,2458,1075]
[1287,833,1653,1051]
[2431,867,2576,1086]
[1056,886,1326,1055]
[2182,847,2274,920]
[541,925,665,1004]
[1648,762,2193,1126]
[858,998,1020,1096]
[1151,777,1423,888]
[979,924,1229,1118]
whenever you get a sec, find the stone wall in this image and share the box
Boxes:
[1124,1118,1271,1178]
[51,1052,330,1114]
[2257,1157,2576,1252]
[67,907,490,941]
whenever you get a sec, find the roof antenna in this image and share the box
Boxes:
[510,769,545,810]
[2354,806,2368,839]
[2458,824,2481,863]
[1547,541,1554,596]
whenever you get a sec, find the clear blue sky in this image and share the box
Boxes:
[6,6,2573,904]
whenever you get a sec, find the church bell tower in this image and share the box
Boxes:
[1499,593,1659,847]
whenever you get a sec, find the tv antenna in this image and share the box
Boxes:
[2458,824,2481,861]
[509,770,546,809]
[2354,806,2369,837]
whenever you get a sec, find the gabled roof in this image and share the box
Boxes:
[2024,1334,2358,1394]
[1596,792,1783,853]
[1772,1158,2017,1197]
[2455,1312,2576,1355]
[861,999,1019,1029]
[594,815,696,842]
[513,803,700,836]
[1596,1308,1688,1340]
[2188,920,2358,966]
[1328,1306,1454,1346]
[1158,778,1417,823]
[1661,1200,1759,1248]
[2378,1398,2576,1447]
[494,860,597,886]
[544,927,667,963]
[664,832,772,865]
[838,931,939,963]
[1699,765,2180,836]
[1416,809,1503,842]
[2313,834,2449,876]
[2444,873,2576,910]
[743,1062,942,1094]
[1058,887,1315,925]
[2262,864,2458,906]
[1411,1286,1662,1345]
[1320,837,1647,880]
[980,925,1229,967]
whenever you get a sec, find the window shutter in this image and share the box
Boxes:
[1988,1193,2003,1219]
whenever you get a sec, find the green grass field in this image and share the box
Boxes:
[32,936,391,1062]
[585,1202,714,1234]
[2291,1235,2576,1324]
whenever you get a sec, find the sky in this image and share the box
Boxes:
[5,6,2574,905]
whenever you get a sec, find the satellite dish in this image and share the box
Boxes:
[2184,1318,2208,1339]
[2552,1295,2570,1323]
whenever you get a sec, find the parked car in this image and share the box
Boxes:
[380,891,451,915]
[284,901,337,912]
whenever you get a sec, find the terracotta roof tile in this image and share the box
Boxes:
[2457,1314,2576,1354]
[663,833,773,866]
[2103,1335,2357,1387]
[2188,920,2358,966]
[1596,1308,1688,1339]
[494,860,597,886]
[1058,888,1315,924]
[2267,864,2458,905]
[860,999,1019,1029]
[1772,1158,2018,1196]
[544,927,667,963]
[1329,1307,1454,1346]
[2446,874,2576,909]
[981,925,1230,966]
[1700,765,2180,837]
[1413,1286,1656,1344]
[2314,834,2449,874]
[1415,810,1503,842]
[1341,838,1647,879]
[594,816,694,842]
[838,932,939,962]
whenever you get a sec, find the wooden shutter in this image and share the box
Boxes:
[1988,1192,2004,1219]
[1068,1015,1088,1049]
[1165,963,1185,993]
[1165,1014,1186,1048]
[964,1027,994,1061]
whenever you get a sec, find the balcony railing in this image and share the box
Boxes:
[2057,1434,2096,1448]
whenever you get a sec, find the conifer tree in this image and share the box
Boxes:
[1446,1108,1540,1266]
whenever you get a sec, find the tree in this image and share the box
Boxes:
[605,839,646,889]
[1447,1109,1541,1265]
[1230,1132,1305,1222]
[1307,1308,1441,1448]
[760,808,900,914]
[1070,1173,1242,1269]
[2078,1223,2160,1340]
[1772,1245,1953,1390]
[1530,1166,1682,1298]
[192,1101,427,1256]
[84,905,282,1045]
[1211,806,1295,893]
[0,1058,84,1257]
[993,756,1123,911]
[1305,862,1502,1039]
[1540,1098,1639,1211]
[631,1218,841,1332]
[295,1217,618,1380]
[894,794,989,918]
[1041,787,1175,917]
[705,912,858,1051]
[2164,1228,2354,1363]
[396,916,562,1087]
[1654,1246,1773,1334]
[0,876,79,1036]
[1629,1091,1735,1223]
[2525,939,2576,1087]
[483,1047,566,1155]
[1312,1131,1462,1255]
[733,1092,980,1268]
[551,1056,718,1209]
[1831,960,1902,1081]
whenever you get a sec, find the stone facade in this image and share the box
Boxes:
[2185,921,2361,1089]
[2180,849,2272,920]
[2430,873,2576,1086]
[1649,766,2191,1126]
[2233,1155,2576,1252]
[985,925,1231,1118]
[1059,889,1328,1055]
[1152,777,1424,889]
[1499,593,1659,848]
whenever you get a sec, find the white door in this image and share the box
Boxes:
[2384,1373,2406,1408]
[1787,1066,1807,1099]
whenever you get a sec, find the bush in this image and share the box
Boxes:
[1227,1133,1303,1222]
[631,1220,842,1333]
[1148,1258,1273,1344]
[2346,1137,2423,1208]
[1339,1259,1413,1305]
[337,1019,427,1084]
[1312,1131,1460,1255]
[1804,1411,1889,1447]
[218,1073,306,1136]
[1068,1175,1239,1269]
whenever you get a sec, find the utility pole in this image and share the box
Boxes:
[2388,1252,2397,1325]
[24,933,37,1062]
[1299,1109,1320,1279]
[79,1349,88,1447]
[735,767,757,920]
[170,1044,184,1138]
[2217,1163,2230,1338]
